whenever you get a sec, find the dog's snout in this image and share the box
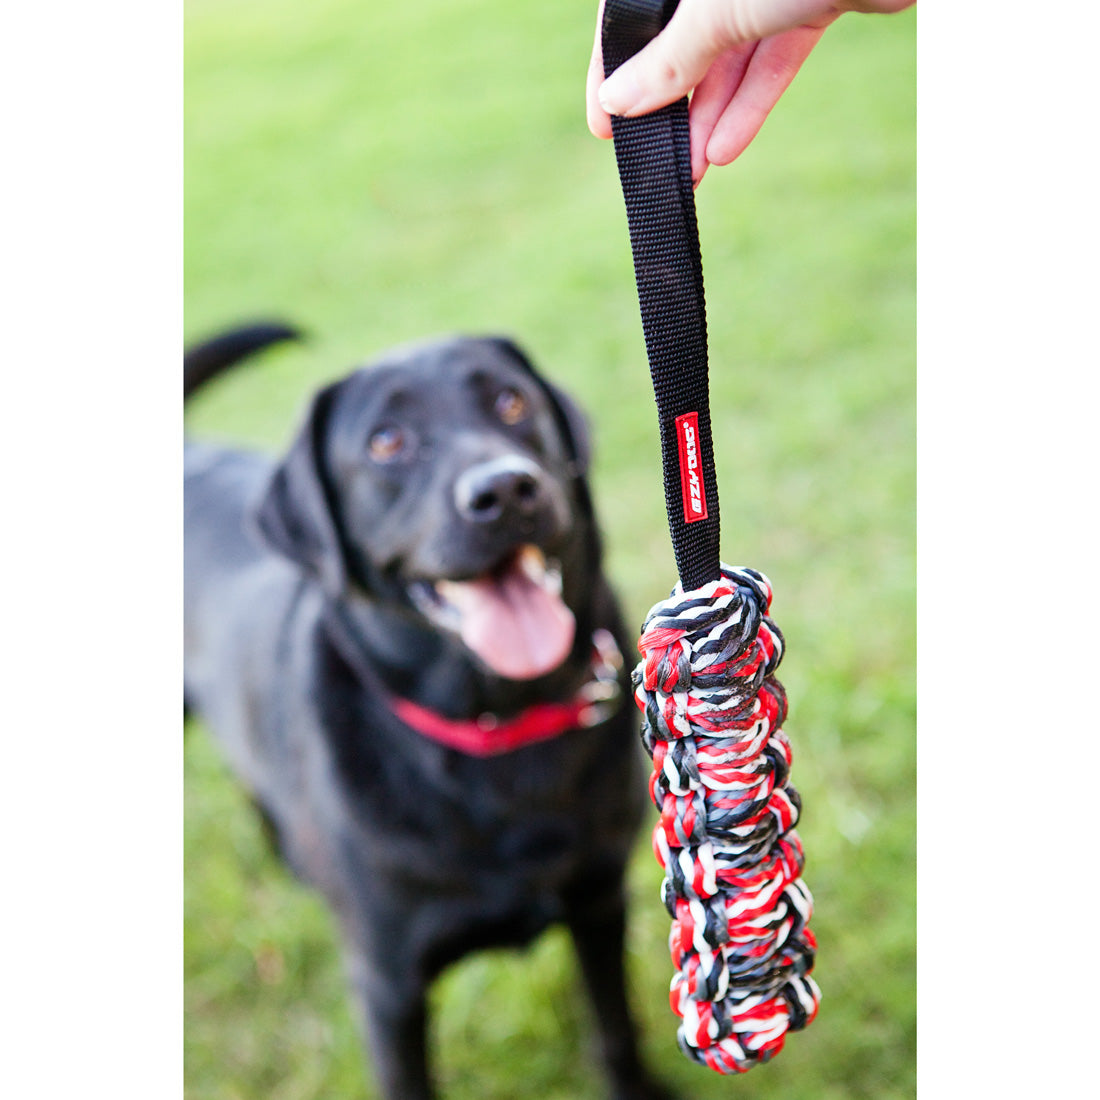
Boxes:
[455,457,544,523]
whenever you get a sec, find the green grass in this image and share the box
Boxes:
[185,2,915,1097]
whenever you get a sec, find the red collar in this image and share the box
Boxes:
[388,629,625,756]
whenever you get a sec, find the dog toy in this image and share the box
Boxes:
[602,0,821,1073]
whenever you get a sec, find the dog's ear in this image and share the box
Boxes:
[249,382,347,595]
[488,338,592,477]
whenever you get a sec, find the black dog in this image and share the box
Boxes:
[184,324,669,1100]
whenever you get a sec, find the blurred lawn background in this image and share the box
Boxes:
[184,2,915,1098]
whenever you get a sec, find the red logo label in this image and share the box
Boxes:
[675,412,708,523]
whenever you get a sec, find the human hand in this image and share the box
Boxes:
[587,0,914,185]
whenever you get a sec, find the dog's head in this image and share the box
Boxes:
[251,336,599,682]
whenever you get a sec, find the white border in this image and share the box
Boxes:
[3,3,182,1095]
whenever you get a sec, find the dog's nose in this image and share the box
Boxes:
[454,456,545,523]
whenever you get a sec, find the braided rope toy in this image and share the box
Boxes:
[600,0,821,1071]
[634,565,819,1072]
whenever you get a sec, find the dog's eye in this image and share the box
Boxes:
[495,388,529,426]
[368,425,408,462]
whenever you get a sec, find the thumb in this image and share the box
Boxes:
[598,0,830,118]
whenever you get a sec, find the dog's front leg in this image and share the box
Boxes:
[344,945,435,1100]
[564,878,674,1100]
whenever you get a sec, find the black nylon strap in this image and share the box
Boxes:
[602,0,721,592]
[602,0,721,594]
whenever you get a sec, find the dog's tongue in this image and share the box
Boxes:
[438,560,575,681]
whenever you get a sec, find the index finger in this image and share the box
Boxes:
[587,0,613,139]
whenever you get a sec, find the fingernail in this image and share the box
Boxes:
[598,65,643,117]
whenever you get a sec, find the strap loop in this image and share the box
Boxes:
[602,0,721,591]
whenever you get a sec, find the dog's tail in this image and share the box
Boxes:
[184,321,303,401]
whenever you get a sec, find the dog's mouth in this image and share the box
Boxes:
[408,545,576,681]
